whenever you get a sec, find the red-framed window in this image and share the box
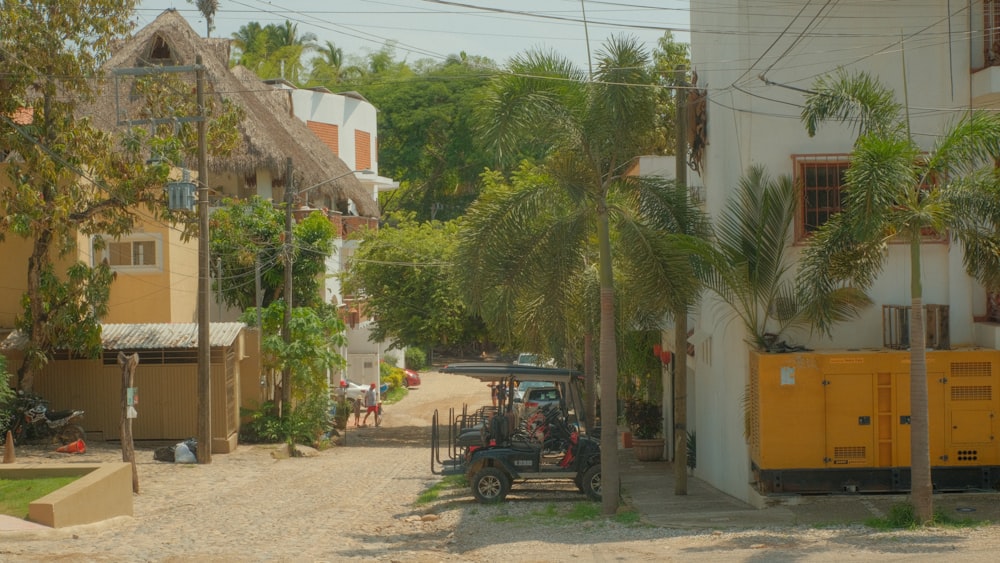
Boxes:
[986,0,1000,66]
[793,154,945,242]
[794,154,849,240]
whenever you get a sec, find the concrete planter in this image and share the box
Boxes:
[632,438,665,461]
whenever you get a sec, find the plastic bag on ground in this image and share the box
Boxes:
[174,442,196,463]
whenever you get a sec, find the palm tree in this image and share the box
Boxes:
[316,40,343,69]
[231,22,268,65]
[309,40,365,87]
[189,0,219,37]
[798,70,1000,523]
[470,35,705,514]
[699,165,869,351]
[267,21,317,49]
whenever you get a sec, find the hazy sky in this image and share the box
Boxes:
[135,0,690,70]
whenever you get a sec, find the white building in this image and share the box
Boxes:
[264,80,403,379]
[688,2,1000,501]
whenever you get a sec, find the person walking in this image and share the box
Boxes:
[362,383,378,426]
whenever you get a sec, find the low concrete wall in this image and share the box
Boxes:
[0,463,133,528]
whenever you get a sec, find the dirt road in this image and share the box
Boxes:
[2,369,999,562]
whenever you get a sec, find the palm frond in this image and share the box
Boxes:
[699,165,816,348]
[928,111,1000,177]
[796,213,880,334]
[802,69,903,138]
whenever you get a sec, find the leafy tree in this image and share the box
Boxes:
[472,35,701,514]
[650,31,691,156]
[209,197,336,312]
[341,214,474,353]
[358,57,497,221]
[241,301,346,443]
[798,70,1000,523]
[0,1,168,391]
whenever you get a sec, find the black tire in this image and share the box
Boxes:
[581,465,601,501]
[57,424,86,445]
[471,467,510,503]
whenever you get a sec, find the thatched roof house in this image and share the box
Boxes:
[88,9,377,217]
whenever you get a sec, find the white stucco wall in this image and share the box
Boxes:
[690,1,981,501]
[288,89,379,176]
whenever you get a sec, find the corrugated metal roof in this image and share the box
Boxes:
[0,323,245,351]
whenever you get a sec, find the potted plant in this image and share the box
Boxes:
[624,398,664,461]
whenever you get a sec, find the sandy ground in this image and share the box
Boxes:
[2,369,1000,562]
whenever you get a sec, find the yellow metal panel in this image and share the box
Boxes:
[943,351,999,464]
[823,373,874,467]
[754,352,826,469]
[950,410,993,444]
[750,348,1000,474]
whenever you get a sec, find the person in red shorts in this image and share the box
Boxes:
[362,383,378,426]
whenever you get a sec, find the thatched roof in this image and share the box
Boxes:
[85,9,377,218]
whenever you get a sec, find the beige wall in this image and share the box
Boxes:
[0,463,134,528]
[0,173,201,326]
[101,211,199,324]
[3,346,242,453]
[0,235,33,329]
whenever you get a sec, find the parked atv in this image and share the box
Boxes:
[431,364,601,503]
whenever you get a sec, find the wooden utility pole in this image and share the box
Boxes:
[673,64,689,495]
[118,352,140,493]
[196,54,212,464]
[110,59,211,463]
[281,157,294,416]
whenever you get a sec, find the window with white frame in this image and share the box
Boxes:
[93,235,163,271]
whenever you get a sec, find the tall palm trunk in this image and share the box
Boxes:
[597,201,620,516]
[584,332,596,428]
[909,233,932,522]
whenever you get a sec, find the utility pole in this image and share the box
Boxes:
[196,54,212,464]
[281,157,294,416]
[673,64,688,494]
[112,58,212,463]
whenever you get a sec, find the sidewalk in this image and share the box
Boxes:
[618,448,1000,528]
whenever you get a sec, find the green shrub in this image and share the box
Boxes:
[405,347,426,370]
[332,396,351,430]
[0,357,14,435]
[865,502,985,530]
[239,395,333,447]
[379,361,406,390]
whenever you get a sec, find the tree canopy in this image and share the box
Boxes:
[1,0,162,390]
[209,197,336,312]
[469,34,688,515]
[341,214,477,352]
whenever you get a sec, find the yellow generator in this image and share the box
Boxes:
[749,349,1000,493]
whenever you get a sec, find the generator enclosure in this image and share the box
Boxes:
[749,349,1000,493]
